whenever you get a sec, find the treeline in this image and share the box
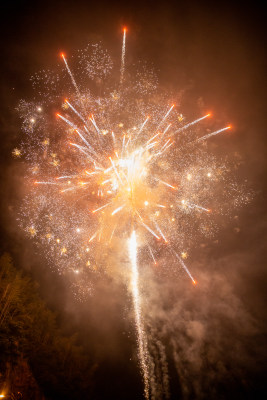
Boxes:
[0,253,96,399]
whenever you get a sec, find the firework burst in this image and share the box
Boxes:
[15,29,249,398]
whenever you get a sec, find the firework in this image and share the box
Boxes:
[15,28,249,398]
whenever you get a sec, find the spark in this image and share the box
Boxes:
[12,148,21,158]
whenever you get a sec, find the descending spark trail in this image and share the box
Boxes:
[129,231,150,399]
[15,29,246,399]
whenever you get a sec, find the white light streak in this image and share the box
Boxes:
[129,231,150,399]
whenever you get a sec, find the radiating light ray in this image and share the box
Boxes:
[136,116,150,137]
[57,113,78,129]
[89,115,101,136]
[148,245,157,265]
[85,170,100,176]
[88,230,98,242]
[69,143,99,164]
[154,177,177,190]
[125,134,133,150]
[83,125,90,134]
[112,131,116,145]
[154,221,168,242]
[175,114,210,134]
[111,205,125,216]
[56,175,77,180]
[101,178,112,185]
[160,138,171,152]
[92,202,112,214]
[109,157,123,184]
[65,99,87,125]
[109,224,117,243]
[122,135,126,153]
[172,250,196,284]
[162,123,172,136]
[146,141,158,151]
[140,220,160,240]
[34,181,59,185]
[182,201,211,213]
[195,126,230,143]
[157,141,174,156]
[75,129,93,150]
[61,54,83,100]
[157,104,175,130]
[60,186,78,193]
[146,131,162,145]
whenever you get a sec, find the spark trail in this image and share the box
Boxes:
[129,231,150,399]
[120,27,127,85]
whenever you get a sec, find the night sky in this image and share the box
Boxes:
[0,1,266,399]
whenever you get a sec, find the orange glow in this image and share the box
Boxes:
[60,52,65,58]
[227,125,232,129]
[206,112,212,117]
[192,280,197,285]
[123,27,127,33]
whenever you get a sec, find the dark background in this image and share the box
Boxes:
[0,1,266,399]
